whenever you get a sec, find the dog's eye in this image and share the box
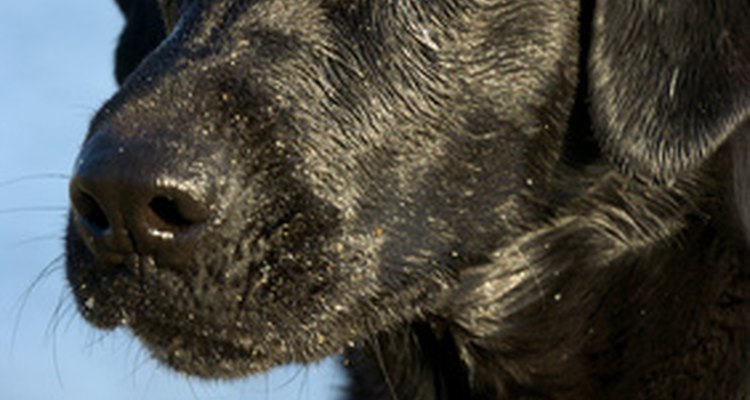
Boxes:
[158,0,183,32]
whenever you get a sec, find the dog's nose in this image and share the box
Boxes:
[69,131,215,265]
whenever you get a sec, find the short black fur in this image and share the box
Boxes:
[65,0,750,399]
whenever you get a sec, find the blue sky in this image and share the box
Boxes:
[0,2,343,399]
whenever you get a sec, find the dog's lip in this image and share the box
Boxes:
[73,281,131,330]
[127,313,277,374]
[67,202,328,374]
[76,280,264,355]
[131,315,227,343]
[71,254,252,340]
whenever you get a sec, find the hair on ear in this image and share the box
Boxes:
[157,0,181,32]
[588,0,750,183]
[115,0,167,85]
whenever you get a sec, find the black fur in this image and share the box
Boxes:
[65,0,750,398]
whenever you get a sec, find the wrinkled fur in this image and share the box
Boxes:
[66,0,750,399]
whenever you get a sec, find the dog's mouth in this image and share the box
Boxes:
[65,197,358,377]
[127,309,279,378]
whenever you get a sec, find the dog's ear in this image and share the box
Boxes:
[156,0,181,32]
[114,0,167,85]
[588,1,750,183]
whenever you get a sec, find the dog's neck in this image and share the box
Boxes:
[344,216,750,400]
[345,320,593,400]
[345,322,474,400]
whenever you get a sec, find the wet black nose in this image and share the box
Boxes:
[69,131,216,266]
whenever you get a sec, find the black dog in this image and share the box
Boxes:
[65,0,750,398]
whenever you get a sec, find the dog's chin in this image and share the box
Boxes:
[66,230,365,379]
[69,272,343,379]
[130,317,290,379]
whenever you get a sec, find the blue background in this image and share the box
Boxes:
[0,1,344,399]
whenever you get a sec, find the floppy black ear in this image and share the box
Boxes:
[114,0,167,85]
[589,0,750,183]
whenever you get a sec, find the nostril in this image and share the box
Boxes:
[71,187,111,232]
[148,193,211,231]
[149,196,194,227]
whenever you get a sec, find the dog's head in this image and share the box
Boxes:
[66,0,749,378]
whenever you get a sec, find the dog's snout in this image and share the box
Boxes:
[70,176,211,244]
[69,131,217,265]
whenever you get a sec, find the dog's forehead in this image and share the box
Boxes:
[128,0,581,111]
[174,0,328,45]
[174,0,578,51]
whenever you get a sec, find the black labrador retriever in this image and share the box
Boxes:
[65,0,750,398]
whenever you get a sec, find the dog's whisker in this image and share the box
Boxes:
[0,173,70,188]
[140,363,163,400]
[12,233,63,247]
[186,378,201,400]
[371,338,400,400]
[125,341,155,387]
[41,286,77,391]
[83,327,114,350]
[50,318,65,390]
[0,206,67,215]
[44,286,75,341]
[272,362,307,392]
[12,254,64,350]
[264,369,271,400]
[295,365,311,400]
